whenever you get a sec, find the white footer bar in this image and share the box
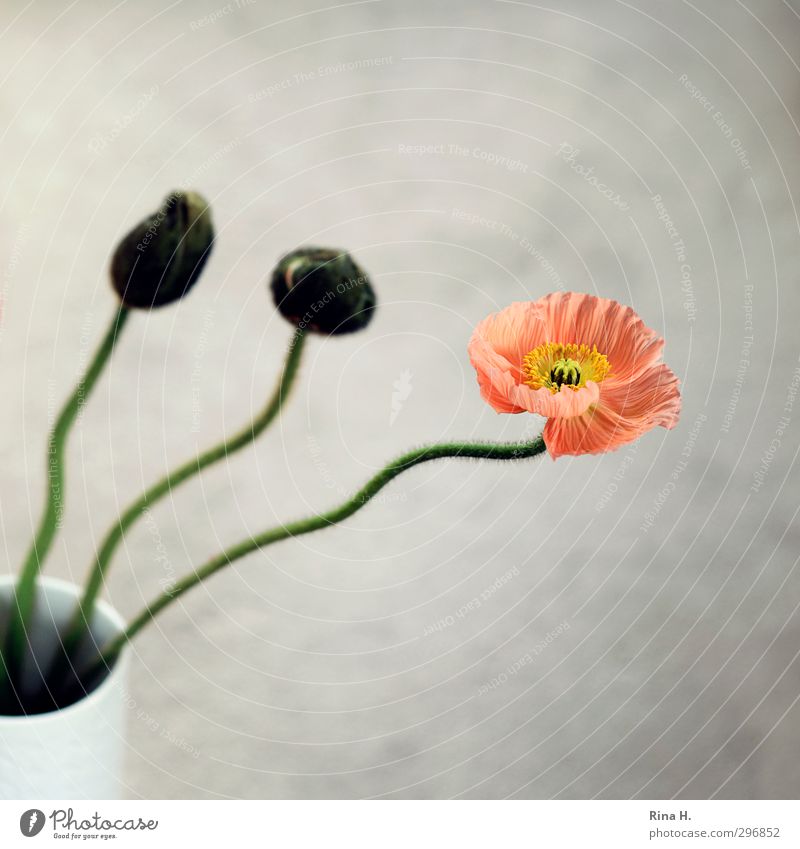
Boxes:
[2,800,797,847]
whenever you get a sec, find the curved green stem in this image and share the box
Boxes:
[57,327,307,669]
[1,306,130,691]
[80,434,546,682]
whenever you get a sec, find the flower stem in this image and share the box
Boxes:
[55,327,307,675]
[1,306,130,693]
[79,434,546,682]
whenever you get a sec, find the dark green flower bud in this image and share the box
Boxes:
[270,247,376,335]
[110,190,214,308]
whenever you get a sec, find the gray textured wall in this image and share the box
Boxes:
[1,0,799,798]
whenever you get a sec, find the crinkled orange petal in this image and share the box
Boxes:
[509,380,600,418]
[543,363,681,458]
[468,325,599,418]
[468,301,552,379]
[468,292,681,458]
[531,292,666,380]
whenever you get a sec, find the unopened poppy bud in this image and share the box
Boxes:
[110,190,214,308]
[270,247,376,335]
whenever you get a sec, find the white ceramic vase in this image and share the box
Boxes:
[0,575,128,799]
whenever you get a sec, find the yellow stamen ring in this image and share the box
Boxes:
[522,342,611,394]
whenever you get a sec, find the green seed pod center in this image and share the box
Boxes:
[550,358,581,388]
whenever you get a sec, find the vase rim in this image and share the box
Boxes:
[0,574,128,723]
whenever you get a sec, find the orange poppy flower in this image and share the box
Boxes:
[468,293,681,458]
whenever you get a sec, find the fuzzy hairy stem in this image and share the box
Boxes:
[52,327,307,688]
[80,434,546,683]
[1,306,130,698]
